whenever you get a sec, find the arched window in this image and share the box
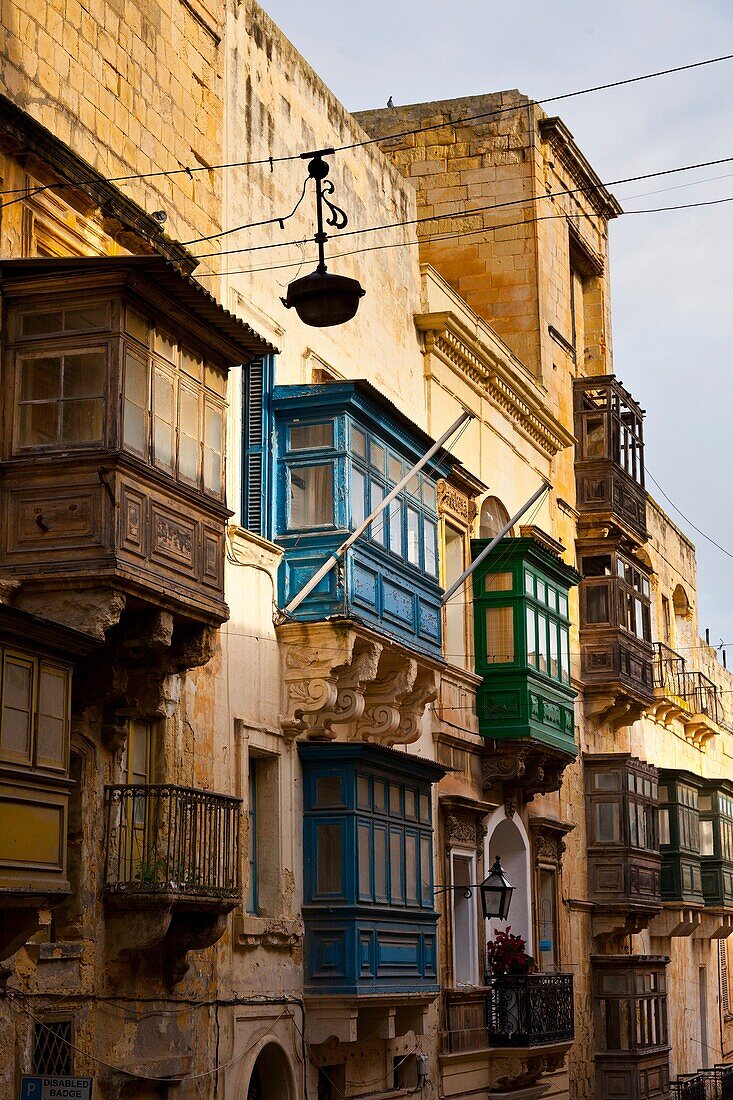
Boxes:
[246,1043,295,1100]
[479,496,513,540]
[485,809,532,953]
[673,584,690,620]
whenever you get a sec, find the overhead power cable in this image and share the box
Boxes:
[0,51,731,220]
[192,153,733,260]
[193,190,733,279]
[647,469,733,561]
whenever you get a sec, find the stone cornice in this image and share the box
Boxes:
[539,116,623,220]
[416,310,576,459]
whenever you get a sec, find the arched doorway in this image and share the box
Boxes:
[484,808,533,955]
[246,1042,295,1100]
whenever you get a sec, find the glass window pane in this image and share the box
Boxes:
[537,612,548,673]
[422,478,437,511]
[594,772,620,791]
[405,833,418,905]
[559,593,568,617]
[585,415,606,458]
[126,309,149,344]
[62,399,103,443]
[315,774,343,806]
[65,305,107,330]
[370,481,386,545]
[63,352,105,398]
[406,506,420,566]
[204,402,224,494]
[351,468,366,528]
[36,665,67,770]
[290,464,334,528]
[389,784,402,815]
[154,329,177,363]
[419,792,430,822]
[485,606,514,663]
[153,370,175,471]
[526,607,537,667]
[538,868,557,970]
[586,585,610,624]
[423,518,437,576]
[525,571,534,596]
[561,628,570,683]
[550,622,560,680]
[1,656,34,762]
[123,351,148,455]
[351,426,366,459]
[485,572,513,592]
[420,835,432,905]
[387,454,402,483]
[20,356,61,401]
[404,789,417,819]
[375,826,388,901]
[595,802,621,843]
[204,363,226,397]
[389,500,403,556]
[370,441,385,471]
[390,829,404,904]
[290,422,333,450]
[21,311,63,336]
[179,387,200,483]
[357,775,371,808]
[358,823,372,899]
[316,824,343,895]
[700,819,714,856]
[19,401,57,447]
[374,781,387,813]
[181,347,203,381]
[537,579,546,604]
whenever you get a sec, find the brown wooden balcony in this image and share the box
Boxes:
[103,784,241,908]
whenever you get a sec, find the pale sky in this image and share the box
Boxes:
[264,0,733,652]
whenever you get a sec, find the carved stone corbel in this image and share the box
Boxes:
[390,666,439,745]
[320,640,383,731]
[278,624,361,738]
[357,658,418,743]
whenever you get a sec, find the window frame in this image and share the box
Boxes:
[0,647,71,775]
[14,341,109,452]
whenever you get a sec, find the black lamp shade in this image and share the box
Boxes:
[282,269,365,328]
[480,855,514,920]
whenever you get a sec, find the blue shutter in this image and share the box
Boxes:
[243,355,274,538]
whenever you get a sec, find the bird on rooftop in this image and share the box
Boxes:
[387,96,394,108]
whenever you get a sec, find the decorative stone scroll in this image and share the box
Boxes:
[481,738,575,803]
[437,479,477,526]
[277,620,440,746]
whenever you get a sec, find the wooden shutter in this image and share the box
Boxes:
[243,356,273,538]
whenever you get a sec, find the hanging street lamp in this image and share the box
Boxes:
[281,148,365,328]
[480,855,514,921]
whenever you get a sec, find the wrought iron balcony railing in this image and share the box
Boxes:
[654,643,723,725]
[487,972,575,1047]
[671,1066,733,1100]
[103,784,241,902]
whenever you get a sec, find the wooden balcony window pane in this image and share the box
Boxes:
[357,775,371,809]
[125,308,150,344]
[351,426,366,459]
[526,606,536,667]
[351,468,366,528]
[36,665,68,771]
[405,832,418,905]
[485,572,513,592]
[290,422,333,450]
[406,506,420,566]
[315,823,343,895]
[700,819,714,856]
[420,834,432,906]
[389,784,401,815]
[390,829,404,904]
[370,481,386,545]
[65,305,108,331]
[485,606,514,664]
[358,822,372,899]
[204,402,224,496]
[123,350,148,455]
[423,518,437,577]
[422,478,437,511]
[389,499,402,556]
[315,774,343,806]
[1,655,34,763]
[21,311,64,336]
[20,356,61,401]
[290,464,333,528]
[585,585,610,624]
[62,399,103,443]
[178,386,200,483]
[585,415,606,458]
[154,329,177,364]
[375,826,388,901]
[181,348,203,381]
[594,801,621,843]
[561,627,570,683]
[153,369,175,471]
[538,612,548,673]
[370,441,385,472]
[204,363,226,396]
[388,454,402,483]
[19,401,56,447]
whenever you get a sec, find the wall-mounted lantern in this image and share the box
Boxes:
[281,149,365,328]
[480,855,514,920]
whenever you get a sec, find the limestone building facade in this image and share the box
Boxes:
[0,5,731,1100]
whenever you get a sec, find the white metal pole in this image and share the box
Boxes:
[282,408,474,617]
[441,480,551,605]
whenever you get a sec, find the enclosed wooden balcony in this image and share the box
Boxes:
[0,257,275,632]
[573,375,648,544]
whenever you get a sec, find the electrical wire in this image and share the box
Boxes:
[180,173,311,246]
[193,190,733,280]
[192,153,733,261]
[647,469,733,561]
[0,50,730,215]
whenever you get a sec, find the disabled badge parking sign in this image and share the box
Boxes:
[20,1077,93,1100]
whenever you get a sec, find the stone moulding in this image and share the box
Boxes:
[481,738,574,803]
[277,620,440,746]
[416,311,576,459]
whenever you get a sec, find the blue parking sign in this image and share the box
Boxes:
[20,1077,93,1100]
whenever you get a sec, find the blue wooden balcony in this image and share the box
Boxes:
[272,381,454,660]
